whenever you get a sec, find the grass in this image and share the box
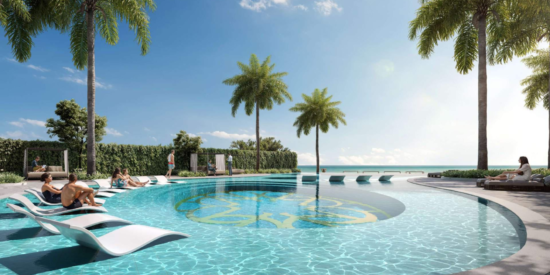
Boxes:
[442,168,550,178]
[0,172,24,184]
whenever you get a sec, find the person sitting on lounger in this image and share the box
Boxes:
[485,156,532,181]
[207,160,216,176]
[31,156,46,172]
[40,172,62,203]
[121,169,148,186]
[111,168,143,188]
[61,174,102,209]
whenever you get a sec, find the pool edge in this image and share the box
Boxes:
[408,178,550,275]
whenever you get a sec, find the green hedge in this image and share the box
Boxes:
[0,138,298,176]
[0,172,24,184]
[442,168,550,178]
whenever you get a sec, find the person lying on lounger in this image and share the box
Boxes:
[485,156,532,181]
[61,174,102,209]
[207,160,216,176]
[111,168,145,188]
[40,173,62,203]
[121,169,149,186]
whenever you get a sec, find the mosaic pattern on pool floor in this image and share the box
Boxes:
[0,175,525,275]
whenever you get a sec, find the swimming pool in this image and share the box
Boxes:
[0,175,525,274]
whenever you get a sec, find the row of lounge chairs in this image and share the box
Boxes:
[480,174,550,191]
[6,175,189,256]
[302,175,394,182]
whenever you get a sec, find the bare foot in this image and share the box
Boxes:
[93,203,102,207]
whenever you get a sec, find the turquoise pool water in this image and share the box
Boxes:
[0,175,525,274]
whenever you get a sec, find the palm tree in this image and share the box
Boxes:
[3,0,155,175]
[290,88,346,174]
[522,50,550,167]
[409,0,511,170]
[224,54,292,171]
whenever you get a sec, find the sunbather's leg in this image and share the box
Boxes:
[485,174,507,180]
[82,190,101,206]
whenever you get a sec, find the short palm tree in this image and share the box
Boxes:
[2,0,155,175]
[224,54,292,171]
[290,88,346,174]
[409,0,512,170]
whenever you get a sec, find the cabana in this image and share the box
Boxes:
[190,153,225,176]
[23,148,69,179]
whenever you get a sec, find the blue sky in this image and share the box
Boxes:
[1,0,547,165]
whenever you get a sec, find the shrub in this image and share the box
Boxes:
[178,171,206,177]
[442,169,514,178]
[0,172,24,184]
[291,168,301,173]
[73,172,110,180]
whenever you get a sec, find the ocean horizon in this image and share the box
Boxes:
[297,165,547,173]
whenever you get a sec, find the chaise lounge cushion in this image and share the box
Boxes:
[485,180,544,187]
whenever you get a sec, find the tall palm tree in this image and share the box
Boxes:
[3,0,155,175]
[409,0,511,170]
[290,88,346,174]
[224,54,292,171]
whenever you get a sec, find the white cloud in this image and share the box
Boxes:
[144,127,151,132]
[6,58,17,63]
[373,60,395,77]
[188,133,197,137]
[240,0,289,12]
[9,121,24,128]
[151,137,157,142]
[315,0,342,15]
[27,65,49,72]
[63,67,76,74]
[60,75,112,89]
[199,131,255,140]
[372,148,385,153]
[33,75,46,80]
[294,4,308,11]
[170,133,177,137]
[11,118,46,128]
[297,152,323,165]
[339,148,414,165]
[105,128,123,137]
[2,131,40,140]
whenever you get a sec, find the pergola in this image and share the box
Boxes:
[190,153,225,173]
[23,148,69,178]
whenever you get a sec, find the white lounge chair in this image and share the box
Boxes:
[25,188,105,205]
[154,176,171,185]
[379,175,393,181]
[302,175,318,182]
[9,194,107,216]
[36,217,190,256]
[328,175,345,182]
[135,176,153,186]
[356,175,372,182]
[7,203,131,234]
[93,180,132,192]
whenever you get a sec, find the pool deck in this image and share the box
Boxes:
[409,177,550,275]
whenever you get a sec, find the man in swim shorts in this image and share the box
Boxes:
[61,174,102,209]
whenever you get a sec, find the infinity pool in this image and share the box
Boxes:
[0,175,525,274]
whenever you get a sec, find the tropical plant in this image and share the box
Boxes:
[46,99,107,168]
[223,54,292,171]
[409,0,514,170]
[173,130,203,166]
[0,172,24,184]
[230,137,289,152]
[290,88,346,174]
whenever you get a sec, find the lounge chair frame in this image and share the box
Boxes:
[9,194,107,216]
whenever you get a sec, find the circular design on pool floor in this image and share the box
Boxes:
[174,190,401,228]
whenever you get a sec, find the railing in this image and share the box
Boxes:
[384,171,401,173]
[363,171,379,173]
[343,171,359,173]
[405,171,424,174]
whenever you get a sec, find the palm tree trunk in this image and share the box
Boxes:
[86,6,96,175]
[547,41,550,169]
[477,15,488,170]
[255,103,260,171]
[316,124,319,174]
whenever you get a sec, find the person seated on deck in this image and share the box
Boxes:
[207,160,217,176]
[61,174,102,209]
[31,156,46,172]
[485,156,532,181]
[40,173,62,203]
[121,169,149,186]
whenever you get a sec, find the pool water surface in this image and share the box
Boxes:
[0,175,525,274]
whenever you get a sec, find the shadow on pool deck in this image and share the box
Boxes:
[0,235,186,275]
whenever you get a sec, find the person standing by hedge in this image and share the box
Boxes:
[166,150,175,179]
[228,154,233,176]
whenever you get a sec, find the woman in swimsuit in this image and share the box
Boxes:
[40,173,62,203]
[121,169,149,186]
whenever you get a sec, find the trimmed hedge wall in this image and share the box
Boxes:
[442,168,550,178]
[0,138,298,176]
